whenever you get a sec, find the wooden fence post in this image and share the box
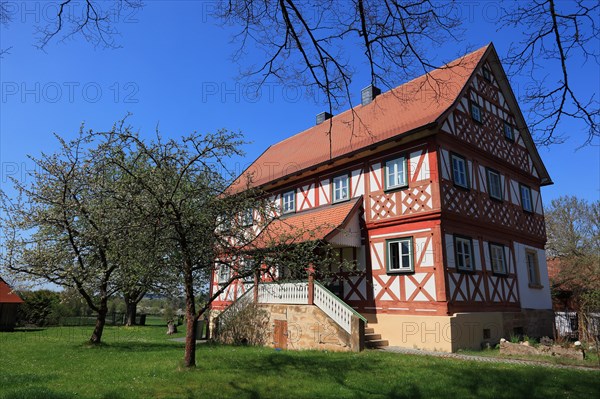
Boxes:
[307,264,315,305]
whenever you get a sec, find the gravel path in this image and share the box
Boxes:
[380,346,599,372]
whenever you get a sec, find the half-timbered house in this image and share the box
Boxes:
[209,43,554,352]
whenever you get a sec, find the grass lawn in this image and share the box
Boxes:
[1,322,598,399]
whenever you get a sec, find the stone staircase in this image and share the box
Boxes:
[364,325,389,349]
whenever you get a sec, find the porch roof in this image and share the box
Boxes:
[0,278,24,304]
[253,197,362,248]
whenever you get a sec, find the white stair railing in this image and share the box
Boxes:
[219,280,365,336]
[313,280,367,334]
[257,282,309,304]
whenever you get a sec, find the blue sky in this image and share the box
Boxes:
[1,1,599,205]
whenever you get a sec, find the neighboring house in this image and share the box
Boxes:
[0,277,24,331]
[209,43,554,352]
[547,258,599,340]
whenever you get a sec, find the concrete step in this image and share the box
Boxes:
[364,333,382,341]
[365,339,389,349]
[364,327,375,334]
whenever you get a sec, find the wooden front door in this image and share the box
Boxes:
[273,320,288,350]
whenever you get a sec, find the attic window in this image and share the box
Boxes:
[503,121,514,141]
[470,102,482,124]
[482,67,491,82]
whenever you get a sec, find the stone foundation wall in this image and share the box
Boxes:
[210,304,363,352]
[365,309,555,353]
[501,309,554,339]
[262,304,362,352]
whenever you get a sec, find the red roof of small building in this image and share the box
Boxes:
[230,45,489,192]
[0,278,24,304]
[253,198,362,247]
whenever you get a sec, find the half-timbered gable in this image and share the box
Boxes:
[211,43,554,352]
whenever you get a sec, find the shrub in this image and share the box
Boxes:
[17,290,61,326]
[213,303,270,346]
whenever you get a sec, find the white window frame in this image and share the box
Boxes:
[240,258,255,283]
[454,236,474,272]
[520,184,533,213]
[451,154,469,189]
[217,264,230,284]
[470,102,482,123]
[486,169,502,201]
[526,250,541,287]
[489,243,507,275]
[503,121,514,141]
[386,237,414,273]
[282,190,295,214]
[241,208,253,226]
[385,156,407,190]
[332,174,350,203]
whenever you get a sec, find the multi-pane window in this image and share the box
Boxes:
[526,251,541,287]
[218,214,231,232]
[503,121,514,141]
[489,243,507,275]
[386,237,414,273]
[482,67,491,82]
[241,208,253,226]
[455,236,474,272]
[470,102,482,123]
[486,169,502,200]
[240,258,255,283]
[520,184,533,213]
[451,154,469,189]
[385,156,407,190]
[332,175,349,202]
[282,190,295,213]
[217,264,230,284]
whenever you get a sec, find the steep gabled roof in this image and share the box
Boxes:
[230,43,550,191]
[0,278,24,304]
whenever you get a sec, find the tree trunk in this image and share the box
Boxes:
[124,295,138,326]
[90,302,108,344]
[183,264,197,368]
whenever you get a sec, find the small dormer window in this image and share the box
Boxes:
[470,102,482,124]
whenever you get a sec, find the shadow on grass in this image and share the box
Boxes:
[0,387,75,399]
[191,344,600,399]
[101,341,184,352]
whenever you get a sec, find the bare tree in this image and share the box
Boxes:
[500,0,600,146]
[3,1,597,145]
[218,1,464,135]
[33,0,143,49]
[0,1,13,56]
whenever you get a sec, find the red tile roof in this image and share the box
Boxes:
[253,198,361,247]
[0,278,24,304]
[230,45,490,192]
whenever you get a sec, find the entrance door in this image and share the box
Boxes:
[273,319,288,350]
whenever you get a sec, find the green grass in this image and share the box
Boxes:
[1,324,598,399]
